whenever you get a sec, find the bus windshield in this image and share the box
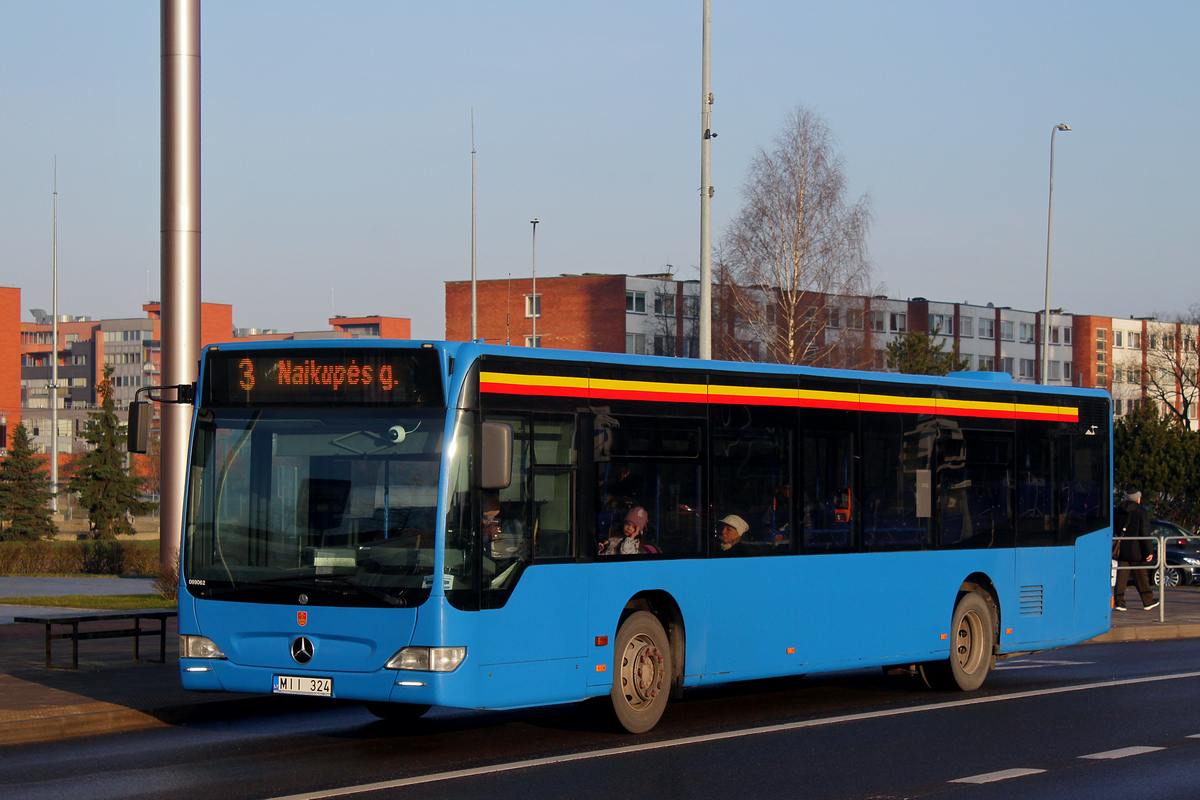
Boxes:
[183,407,445,608]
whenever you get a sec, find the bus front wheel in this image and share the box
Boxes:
[611,611,672,733]
[920,590,994,692]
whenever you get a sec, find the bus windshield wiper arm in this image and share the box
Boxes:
[205,573,408,606]
[318,575,409,607]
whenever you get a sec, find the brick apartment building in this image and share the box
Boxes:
[2,283,411,460]
[446,273,1199,430]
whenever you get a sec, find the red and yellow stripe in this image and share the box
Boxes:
[479,371,1079,423]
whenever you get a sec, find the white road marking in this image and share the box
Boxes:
[265,669,1200,800]
[995,659,1094,671]
[1080,746,1165,760]
[951,768,1046,784]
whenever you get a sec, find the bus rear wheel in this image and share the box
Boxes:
[364,701,432,721]
[920,590,994,692]
[611,611,672,733]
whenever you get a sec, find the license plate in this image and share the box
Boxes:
[273,675,333,696]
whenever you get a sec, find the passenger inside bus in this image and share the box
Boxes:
[601,506,651,555]
[715,514,749,555]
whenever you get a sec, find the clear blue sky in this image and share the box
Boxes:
[3,1,1197,338]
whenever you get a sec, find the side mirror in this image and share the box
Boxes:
[479,421,512,490]
[127,400,153,454]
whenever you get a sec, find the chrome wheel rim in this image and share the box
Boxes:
[619,633,665,710]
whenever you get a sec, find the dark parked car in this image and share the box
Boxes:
[1152,548,1200,588]
[1151,519,1199,554]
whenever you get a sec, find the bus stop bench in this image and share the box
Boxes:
[13,609,177,670]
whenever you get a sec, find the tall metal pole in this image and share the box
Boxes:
[1041,123,1070,385]
[160,0,202,565]
[530,219,538,346]
[471,110,477,341]
[51,159,59,512]
[699,0,713,359]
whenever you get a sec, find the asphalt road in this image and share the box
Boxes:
[3,637,1198,800]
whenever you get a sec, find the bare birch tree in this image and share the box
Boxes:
[1121,308,1200,428]
[718,107,876,367]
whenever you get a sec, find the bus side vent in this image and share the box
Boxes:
[1019,585,1044,616]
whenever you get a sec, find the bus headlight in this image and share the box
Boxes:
[179,635,227,659]
[385,646,466,672]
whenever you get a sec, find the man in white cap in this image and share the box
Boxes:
[716,514,749,555]
[1113,490,1158,611]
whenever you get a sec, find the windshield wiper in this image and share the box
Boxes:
[317,574,409,608]
[205,573,409,607]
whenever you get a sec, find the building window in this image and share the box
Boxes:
[654,293,675,316]
[1049,361,1062,381]
[1113,330,1123,348]
[524,294,541,318]
[1000,357,1014,375]
[890,313,907,333]
[1129,332,1141,348]
[1019,359,1036,379]
[979,318,995,339]
[1063,327,1072,345]
[869,311,885,332]
[654,335,676,357]
[524,335,541,348]
[1019,323,1035,343]
[1063,362,1073,380]
[1000,321,1014,341]
[930,315,953,336]
[1097,363,1106,377]
[626,291,646,314]
[826,307,841,329]
[959,317,973,337]
[1115,398,1124,415]
[683,296,699,319]
[626,333,646,355]
[978,355,995,371]
[1113,366,1124,383]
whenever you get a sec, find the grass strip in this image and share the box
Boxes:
[0,595,175,611]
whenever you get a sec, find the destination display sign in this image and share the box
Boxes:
[203,348,442,407]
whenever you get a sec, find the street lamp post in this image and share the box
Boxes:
[1041,123,1071,385]
[530,219,538,347]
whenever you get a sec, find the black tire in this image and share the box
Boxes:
[364,701,431,721]
[610,611,672,733]
[919,590,995,692]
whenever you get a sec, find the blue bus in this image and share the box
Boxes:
[144,340,1112,733]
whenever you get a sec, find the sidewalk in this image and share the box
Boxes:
[1,586,1198,747]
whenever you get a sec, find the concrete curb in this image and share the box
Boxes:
[1089,623,1200,644]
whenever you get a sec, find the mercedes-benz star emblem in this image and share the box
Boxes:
[291,636,315,664]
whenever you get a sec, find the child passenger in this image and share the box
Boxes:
[601,506,649,555]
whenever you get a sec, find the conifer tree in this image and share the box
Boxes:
[885,327,970,376]
[65,365,157,539]
[0,421,58,541]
